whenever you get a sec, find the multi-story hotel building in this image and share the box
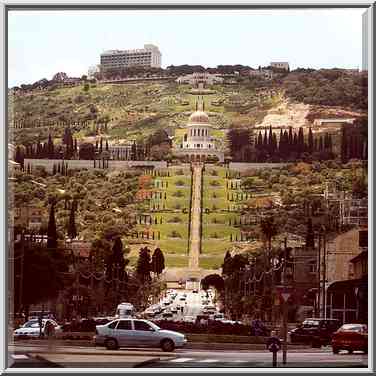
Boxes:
[100,44,162,71]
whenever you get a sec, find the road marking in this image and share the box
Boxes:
[12,354,28,360]
[170,358,194,363]
[197,359,218,363]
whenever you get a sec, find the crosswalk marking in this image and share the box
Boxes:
[197,359,218,363]
[12,354,28,360]
[170,358,194,363]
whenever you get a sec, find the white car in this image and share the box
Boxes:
[183,316,196,323]
[94,318,187,352]
[14,319,61,339]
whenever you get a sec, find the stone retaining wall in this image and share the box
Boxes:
[24,159,167,173]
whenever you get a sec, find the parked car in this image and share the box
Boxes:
[212,313,225,321]
[14,319,61,339]
[183,316,196,323]
[94,318,187,352]
[332,324,368,354]
[289,318,341,347]
[192,289,198,293]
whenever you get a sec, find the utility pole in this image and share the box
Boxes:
[322,228,327,319]
[317,233,321,318]
[282,237,288,365]
[19,230,25,318]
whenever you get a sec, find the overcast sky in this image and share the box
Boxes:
[8,8,365,87]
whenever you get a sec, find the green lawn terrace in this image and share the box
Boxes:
[201,165,262,268]
[127,166,192,267]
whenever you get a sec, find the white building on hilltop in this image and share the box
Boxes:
[270,62,290,71]
[100,44,162,71]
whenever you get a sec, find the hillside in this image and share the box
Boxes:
[10,69,367,150]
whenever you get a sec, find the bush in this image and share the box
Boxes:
[175,180,185,186]
[168,216,182,223]
[173,190,184,197]
[169,230,182,238]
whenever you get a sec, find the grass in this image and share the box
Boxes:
[132,167,192,259]
[198,255,224,270]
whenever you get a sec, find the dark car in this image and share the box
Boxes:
[332,324,368,354]
[289,318,341,347]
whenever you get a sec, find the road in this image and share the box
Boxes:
[8,344,368,368]
[188,164,203,269]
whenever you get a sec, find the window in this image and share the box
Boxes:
[134,321,154,331]
[117,320,132,330]
[108,321,118,329]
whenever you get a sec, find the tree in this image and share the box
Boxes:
[305,217,315,248]
[151,248,165,276]
[67,200,78,240]
[222,251,232,277]
[47,203,58,249]
[201,274,224,291]
[78,142,95,160]
[308,128,314,153]
[136,247,151,283]
[341,125,348,164]
[15,242,65,317]
[260,216,278,252]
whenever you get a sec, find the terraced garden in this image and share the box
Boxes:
[201,166,260,269]
[127,166,192,268]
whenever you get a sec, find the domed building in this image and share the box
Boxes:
[174,102,224,163]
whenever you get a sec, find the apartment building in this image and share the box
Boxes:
[100,44,162,71]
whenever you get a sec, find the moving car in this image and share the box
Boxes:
[14,319,61,339]
[94,318,187,352]
[332,324,368,354]
[289,318,341,347]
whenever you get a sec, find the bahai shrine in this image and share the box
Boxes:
[173,100,224,163]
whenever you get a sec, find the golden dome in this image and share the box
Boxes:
[188,111,209,124]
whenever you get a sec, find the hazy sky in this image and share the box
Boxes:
[8,9,365,87]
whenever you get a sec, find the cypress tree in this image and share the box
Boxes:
[308,128,314,153]
[293,133,298,153]
[47,134,54,158]
[288,126,293,147]
[99,138,103,154]
[67,202,77,240]
[257,132,263,150]
[272,133,278,155]
[105,139,109,151]
[341,126,348,164]
[319,136,324,151]
[57,162,61,174]
[47,203,58,249]
[268,125,273,152]
[151,247,165,276]
[136,247,152,283]
[327,133,333,152]
[52,163,56,175]
[263,131,268,150]
[298,127,305,154]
